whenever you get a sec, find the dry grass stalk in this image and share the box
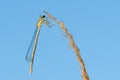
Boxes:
[44,11,89,80]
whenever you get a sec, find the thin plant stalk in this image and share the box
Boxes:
[44,11,89,80]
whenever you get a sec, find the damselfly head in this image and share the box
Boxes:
[40,15,45,18]
[42,15,45,18]
[40,11,56,27]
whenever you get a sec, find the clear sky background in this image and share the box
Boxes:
[0,0,120,80]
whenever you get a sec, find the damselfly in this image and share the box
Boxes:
[26,15,45,74]
[26,15,56,74]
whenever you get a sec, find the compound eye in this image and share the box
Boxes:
[42,15,45,18]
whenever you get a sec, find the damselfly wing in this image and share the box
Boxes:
[26,27,41,74]
[26,28,37,62]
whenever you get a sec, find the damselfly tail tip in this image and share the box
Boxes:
[29,67,32,74]
[29,63,33,74]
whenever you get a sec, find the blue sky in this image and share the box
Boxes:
[0,0,120,80]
